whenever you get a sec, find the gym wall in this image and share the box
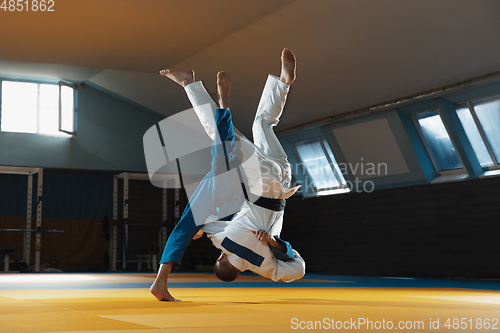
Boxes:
[281,175,500,279]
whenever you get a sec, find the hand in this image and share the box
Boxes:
[252,229,286,253]
[252,229,275,243]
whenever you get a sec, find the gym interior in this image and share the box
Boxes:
[1,1,500,332]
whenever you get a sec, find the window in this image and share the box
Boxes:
[456,105,494,167]
[413,110,463,172]
[293,137,347,193]
[456,95,500,169]
[1,80,76,136]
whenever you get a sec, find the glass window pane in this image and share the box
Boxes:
[472,96,500,163]
[456,105,494,167]
[322,138,346,185]
[294,138,339,190]
[415,110,462,171]
[60,85,74,133]
[38,84,59,135]
[1,81,38,133]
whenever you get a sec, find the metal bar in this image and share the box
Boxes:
[35,168,43,273]
[3,253,9,272]
[0,229,64,233]
[24,173,33,265]
[113,171,177,271]
[152,254,158,272]
[127,223,163,226]
[116,172,150,180]
[115,172,178,181]
[123,172,129,270]
[0,166,41,175]
[175,188,180,225]
[112,175,118,271]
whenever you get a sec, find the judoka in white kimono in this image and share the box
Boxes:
[183,74,305,282]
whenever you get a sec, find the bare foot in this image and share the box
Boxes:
[159,69,195,87]
[217,71,231,109]
[150,282,180,302]
[280,48,296,85]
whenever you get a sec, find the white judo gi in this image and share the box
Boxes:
[184,75,305,282]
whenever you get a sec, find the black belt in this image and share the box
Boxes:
[234,163,286,212]
[247,191,286,211]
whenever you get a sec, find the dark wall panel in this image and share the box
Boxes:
[281,177,500,279]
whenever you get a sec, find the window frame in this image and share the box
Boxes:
[58,80,77,136]
[460,99,500,170]
[0,79,76,137]
[291,136,348,193]
[412,108,466,176]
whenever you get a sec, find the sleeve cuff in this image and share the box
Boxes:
[268,236,294,261]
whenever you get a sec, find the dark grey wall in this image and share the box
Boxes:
[281,176,500,279]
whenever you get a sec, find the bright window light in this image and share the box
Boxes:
[1,80,75,137]
[414,110,462,172]
[294,137,346,191]
[39,84,60,135]
[456,105,494,167]
[472,96,500,163]
[1,81,38,133]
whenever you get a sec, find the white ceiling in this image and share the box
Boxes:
[1,0,500,138]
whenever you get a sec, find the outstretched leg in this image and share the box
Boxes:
[159,69,195,87]
[217,71,231,110]
[150,262,178,301]
[280,47,296,85]
[252,48,296,161]
[152,72,244,301]
[160,68,220,140]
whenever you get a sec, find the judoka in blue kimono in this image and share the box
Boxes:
[150,49,304,301]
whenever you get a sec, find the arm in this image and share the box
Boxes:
[253,229,306,282]
[252,229,294,260]
[252,229,305,282]
[275,249,306,283]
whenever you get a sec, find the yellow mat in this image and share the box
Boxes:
[1,274,500,332]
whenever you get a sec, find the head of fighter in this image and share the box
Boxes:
[214,251,240,282]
